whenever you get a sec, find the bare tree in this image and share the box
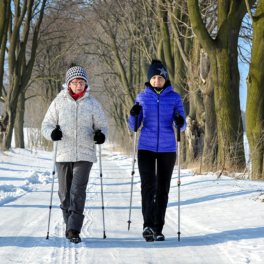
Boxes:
[0,0,47,150]
[187,0,255,169]
[21,1,88,149]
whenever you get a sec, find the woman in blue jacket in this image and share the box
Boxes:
[128,59,187,242]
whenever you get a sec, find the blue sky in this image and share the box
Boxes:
[239,62,249,112]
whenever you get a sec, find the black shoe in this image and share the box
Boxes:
[68,229,81,244]
[154,232,165,241]
[142,227,154,242]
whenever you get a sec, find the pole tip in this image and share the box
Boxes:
[177,232,181,241]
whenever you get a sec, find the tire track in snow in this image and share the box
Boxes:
[55,163,104,264]
[82,169,98,239]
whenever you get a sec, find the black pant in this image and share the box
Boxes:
[56,161,93,232]
[138,150,176,233]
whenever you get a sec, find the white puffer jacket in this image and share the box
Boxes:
[41,89,108,163]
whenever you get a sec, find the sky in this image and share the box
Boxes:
[239,62,249,112]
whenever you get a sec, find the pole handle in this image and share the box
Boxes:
[177,111,181,142]
[134,102,140,132]
[95,129,102,135]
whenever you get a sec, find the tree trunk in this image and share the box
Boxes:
[246,1,264,180]
[136,47,141,95]
[0,100,17,150]
[14,91,25,148]
[212,48,245,169]
[187,0,249,170]
[174,39,188,111]
[0,0,11,98]
[157,0,175,84]
[185,37,205,165]
[202,75,217,168]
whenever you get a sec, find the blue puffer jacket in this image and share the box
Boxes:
[128,84,187,152]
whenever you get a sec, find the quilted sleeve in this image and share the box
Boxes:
[41,99,59,141]
[174,94,187,132]
[128,95,143,131]
[92,98,109,140]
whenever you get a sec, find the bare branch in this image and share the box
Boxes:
[245,0,254,22]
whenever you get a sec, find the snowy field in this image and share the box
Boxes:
[0,143,264,264]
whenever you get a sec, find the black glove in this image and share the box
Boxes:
[51,125,62,141]
[94,130,105,144]
[174,115,185,128]
[130,104,142,116]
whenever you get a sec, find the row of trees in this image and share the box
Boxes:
[0,0,47,149]
[0,0,263,180]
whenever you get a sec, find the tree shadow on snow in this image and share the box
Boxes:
[0,176,25,181]
[1,204,141,210]
[0,162,48,169]
[167,190,256,207]
[0,167,34,173]
[1,204,60,208]
[1,226,264,248]
[170,178,230,188]
[92,180,140,186]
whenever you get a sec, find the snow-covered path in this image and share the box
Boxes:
[0,147,264,263]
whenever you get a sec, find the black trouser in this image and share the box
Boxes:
[138,150,176,233]
[56,161,93,232]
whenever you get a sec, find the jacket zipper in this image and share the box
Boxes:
[75,101,78,161]
[157,94,160,152]
[67,91,88,162]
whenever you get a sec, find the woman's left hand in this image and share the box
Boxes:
[174,115,185,128]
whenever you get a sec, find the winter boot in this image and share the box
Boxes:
[142,227,154,242]
[153,232,165,241]
[68,229,81,244]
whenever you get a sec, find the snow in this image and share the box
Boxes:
[0,143,264,264]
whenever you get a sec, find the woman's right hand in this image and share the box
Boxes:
[51,125,63,141]
[130,104,142,116]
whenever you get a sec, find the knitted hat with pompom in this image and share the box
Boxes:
[147,59,168,82]
[65,63,88,87]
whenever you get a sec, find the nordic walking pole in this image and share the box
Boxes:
[128,102,140,230]
[46,125,59,240]
[176,112,181,241]
[98,140,107,239]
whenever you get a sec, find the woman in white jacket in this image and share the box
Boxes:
[42,64,108,243]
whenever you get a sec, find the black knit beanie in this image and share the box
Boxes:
[147,59,168,82]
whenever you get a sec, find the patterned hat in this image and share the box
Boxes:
[65,65,88,86]
[147,60,168,82]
